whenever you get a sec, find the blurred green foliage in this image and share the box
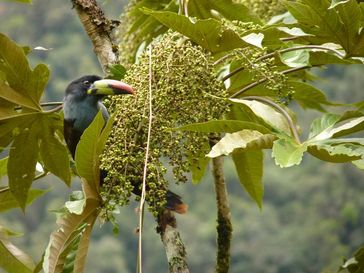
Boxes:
[0,1,363,273]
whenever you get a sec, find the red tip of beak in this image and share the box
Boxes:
[105,79,135,95]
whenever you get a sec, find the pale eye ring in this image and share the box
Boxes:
[82,80,90,85]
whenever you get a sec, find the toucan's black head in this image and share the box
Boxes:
[65,74,135,102]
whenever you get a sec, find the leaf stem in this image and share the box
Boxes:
[242,96,301,143]
[255,45,345,62]
[222,45,344,82]
[230,66,310,98]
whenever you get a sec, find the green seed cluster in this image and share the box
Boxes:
[233,0,287,21]
[237,47,294,102]
[100,32,228,218]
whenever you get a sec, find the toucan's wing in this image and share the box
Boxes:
[64,119,83,159]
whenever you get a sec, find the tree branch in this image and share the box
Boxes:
[157,210,189,273]
[210,138,232,273]
[71,0,118,73]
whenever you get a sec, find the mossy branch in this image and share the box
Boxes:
[210,138,233,273]
[157,210,189,273]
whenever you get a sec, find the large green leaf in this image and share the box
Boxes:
[0,187,48,212]
[142,9,251,53]
[0,33,48,108]
[287,0,364,56]
[232,150,264,208]
[289,81,337,111]
[207,130,275,158]
[43,182,99,273]
[0,226,35,273]
[307,143,363,163]
[272,138,308,167]
[188,0,260,23]
[40,116,71,185]
[75,112,115,191]
[8,121,40,210]
[230,98,292,135]
[173,120,271,134]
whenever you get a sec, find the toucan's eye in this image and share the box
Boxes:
[82,80,90,85]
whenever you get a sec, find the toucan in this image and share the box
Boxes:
[63,75,187,214]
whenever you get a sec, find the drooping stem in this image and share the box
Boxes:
[210,138,233,273]
[243,96,301,143]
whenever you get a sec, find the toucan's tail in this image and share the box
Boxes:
[165,190,188,214]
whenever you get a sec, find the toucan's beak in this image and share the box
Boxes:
[87,79,135,96]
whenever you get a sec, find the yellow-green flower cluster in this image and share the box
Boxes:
[100,32,228,217]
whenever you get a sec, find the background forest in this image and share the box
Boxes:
[0,1,364,273]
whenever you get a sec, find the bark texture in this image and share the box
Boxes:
[157,210,189,273]
[211,143,233,273]
[71,0,118,72]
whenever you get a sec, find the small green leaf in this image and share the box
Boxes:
[0,236,35,273]
[241,33,264,49]
[106,64,127,80]
[0,157,7,178]
[232,150,264,208]
[65,191,86,215]
[329,0,350,8]
[308,113,341,139]
[187,141,210,185]
[207,130,274,158]
[272,138,307,167]
[0,187,48,212]
[280,49,311,68]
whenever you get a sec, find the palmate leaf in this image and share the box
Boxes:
[0,225,35,273]
[287,0,364,57]
[232,150,264,208]
[0,33,71,208]
[43,181,99,273]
